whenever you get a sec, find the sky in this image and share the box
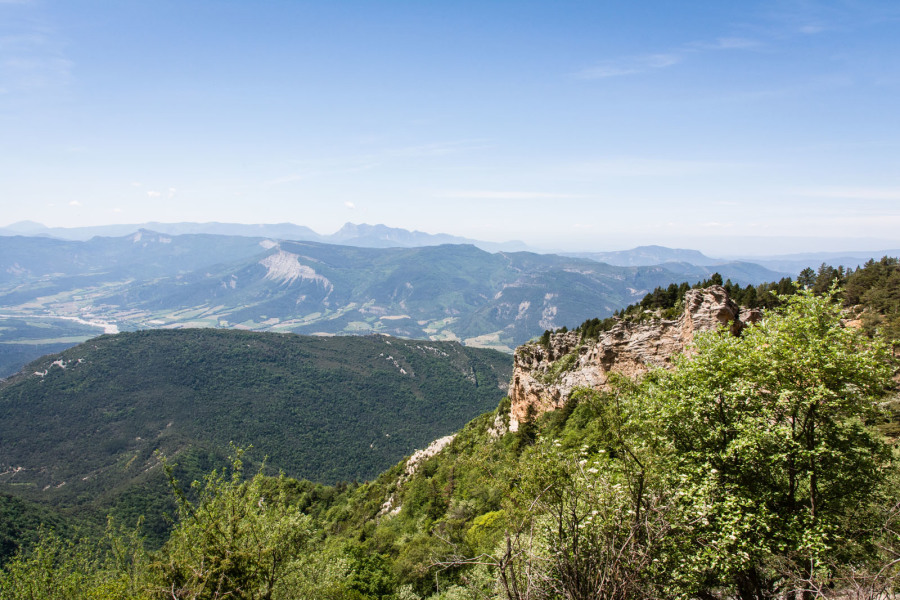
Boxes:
[1,0,899,255]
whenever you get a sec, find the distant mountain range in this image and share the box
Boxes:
[2,223,896,378]
[0,230,793,375]
[4,220,895,270]
[0,220,531,253]
[563,245,723,267]
[729,250,900,275]
[563,244,900,272]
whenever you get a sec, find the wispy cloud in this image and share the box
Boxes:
[2,54,73,91]
[388,139,490,158]
[791,186,900,201]
[265,163,377,186]
[146,190,161,198]
[577,5,899,83]
[759,3,833,36]
[689,37,761,50]
[0,13,73,93]
[710,73,852,103]
[265,139,489,187]
[344,201,355,209]
[701,221,734,229]
[799,24,826,34]
[575,53,680,79]
[759,2,900,38]
[575,34,762,80]
[435,190,587,200]
[563,157,743,177]
[68,200,81,207]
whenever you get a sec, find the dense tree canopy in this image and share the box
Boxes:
[650,289,893,598]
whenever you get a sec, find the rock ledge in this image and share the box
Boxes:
[508,285,744,430]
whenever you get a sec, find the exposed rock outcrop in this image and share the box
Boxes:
[507,286,743,431]
[376,434,457,518]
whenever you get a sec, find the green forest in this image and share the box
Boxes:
[1,257,898,599]
[0,333,511,548]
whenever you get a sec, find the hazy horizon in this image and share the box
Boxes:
[3,218,899,259]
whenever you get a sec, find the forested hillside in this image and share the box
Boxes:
[0,331,510,537]
[1,259,897,599]
[2,284,897,599]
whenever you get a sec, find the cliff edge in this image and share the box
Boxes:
[508,285,753,430]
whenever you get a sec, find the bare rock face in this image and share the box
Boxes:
[507,286,743,431]
[740,307,763,326]
[682,285,743,340]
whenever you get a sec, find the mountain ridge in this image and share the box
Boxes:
[0,220,530,253]
[4,221,896,271]
[0,232,791,377]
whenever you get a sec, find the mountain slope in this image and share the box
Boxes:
[293,283,899,597]
[0,230,270,285]
[0,234,786,346]
[1,270,897,596]
[0,330,511,506]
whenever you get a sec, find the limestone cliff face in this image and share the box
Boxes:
[507,286,743,431]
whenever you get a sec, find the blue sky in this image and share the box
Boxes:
[2,1,899,254]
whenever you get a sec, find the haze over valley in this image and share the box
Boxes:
[5,220,895,377]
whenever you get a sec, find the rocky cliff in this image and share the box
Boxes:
[507,285,754,430]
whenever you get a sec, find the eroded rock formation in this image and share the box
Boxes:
[507,285,743,430]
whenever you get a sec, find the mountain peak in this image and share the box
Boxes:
[3,220,48,234]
